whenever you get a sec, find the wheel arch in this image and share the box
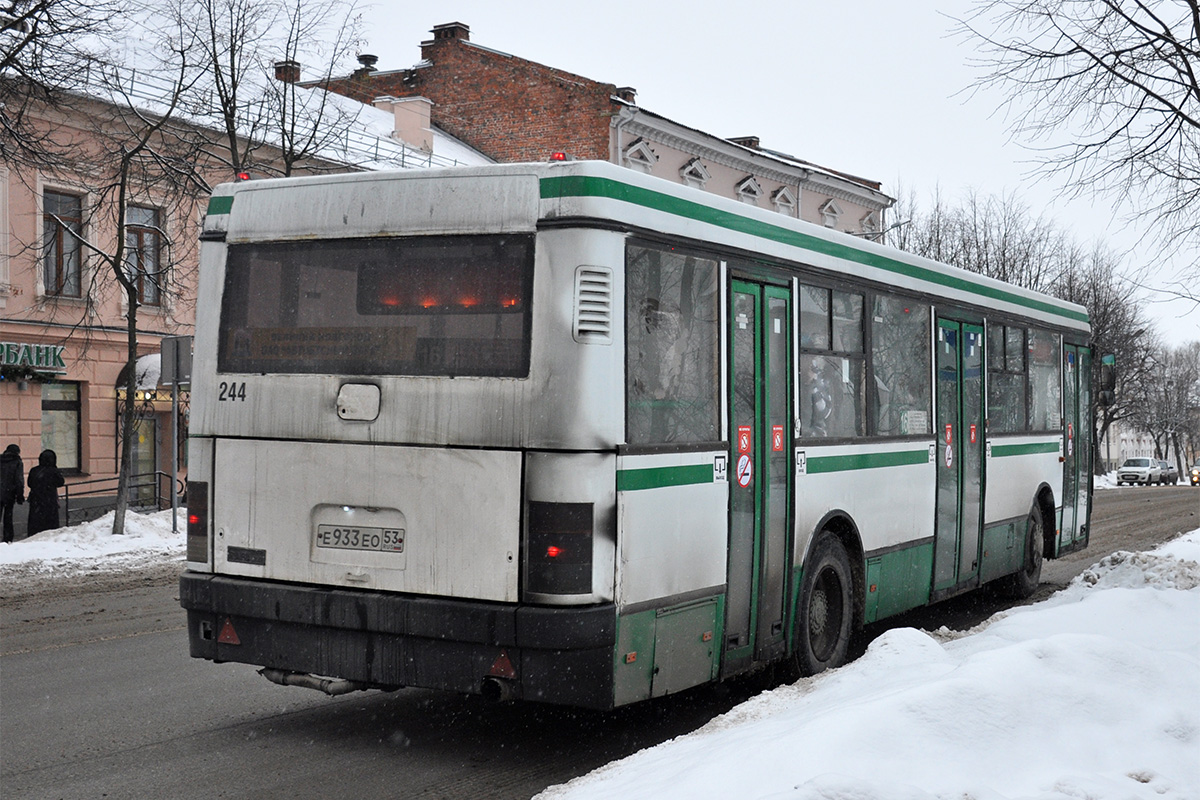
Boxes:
[803,509,866,630]
[1034,482,1057,559]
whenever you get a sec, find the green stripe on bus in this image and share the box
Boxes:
[207,195,234,215]
[540,175,1088,325]
[617,463,714,491]
[806,449,929,474]
[991,441,1060,457]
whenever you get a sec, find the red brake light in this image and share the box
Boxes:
[546,545,562,558]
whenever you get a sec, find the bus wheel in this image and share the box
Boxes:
[1000,505,1044,599]
[793,531,853,676]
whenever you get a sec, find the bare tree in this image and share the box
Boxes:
[26,23,209,533]
[1134,342,1200,472]
[959,0,1200,300]
[168,0,366,182]
[896,185,1160,473]
[1,0,126,165]
[891,185,1076,292]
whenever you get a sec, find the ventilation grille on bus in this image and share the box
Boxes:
[573,266,613,344]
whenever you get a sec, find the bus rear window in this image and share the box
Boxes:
[218,234,534,377]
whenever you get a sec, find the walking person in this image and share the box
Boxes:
[1,444,24,543]
[26,449,65,537]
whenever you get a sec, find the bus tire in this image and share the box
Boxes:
[1000,504,1044,599]
[793,531,854,676]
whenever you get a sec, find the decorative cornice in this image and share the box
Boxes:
[620,113,891,210]
[621,118,800,186]
[804,171,892,210]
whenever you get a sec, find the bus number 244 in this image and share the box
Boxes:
[218,381,247,402]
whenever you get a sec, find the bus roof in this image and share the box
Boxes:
[203,160,1090,333]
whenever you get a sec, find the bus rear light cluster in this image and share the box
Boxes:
[526,501,593,595]
[186,481,209,563]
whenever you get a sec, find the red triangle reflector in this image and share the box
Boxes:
[217,617,241,645]
[488,649,516,679]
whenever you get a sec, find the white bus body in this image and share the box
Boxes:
[181,161,1092,708]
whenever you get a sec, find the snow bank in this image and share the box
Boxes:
[537,530,1200,800]
[0,509,185,577]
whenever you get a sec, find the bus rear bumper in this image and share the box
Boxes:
[179,571,616,709]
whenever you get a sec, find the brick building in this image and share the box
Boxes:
[320,21,894,237]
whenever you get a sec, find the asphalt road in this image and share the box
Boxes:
[1,485,1196,800]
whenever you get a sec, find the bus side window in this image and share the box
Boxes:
[870,296,931,436]
[624,243,721,445]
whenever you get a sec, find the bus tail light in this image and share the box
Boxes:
[186,481,209,563]
[527,501,593,595]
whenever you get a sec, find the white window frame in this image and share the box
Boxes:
[735,176,763,206]
[622,139,658,174]
[771,186,797,217]
[679,157,711,189]
[819,198,843,228]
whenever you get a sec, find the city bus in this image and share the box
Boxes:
[180,160,1093,709]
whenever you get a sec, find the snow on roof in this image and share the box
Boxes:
[134,353,160,390]
[72,58,491,172]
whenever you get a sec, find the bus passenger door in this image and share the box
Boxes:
[726,280,792,672]
[933,319,985,592]
[1061,345,1089,550]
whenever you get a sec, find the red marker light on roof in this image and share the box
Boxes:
[235,171,251,181]
[550,152,567,161]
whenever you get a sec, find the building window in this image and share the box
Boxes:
[43,191,83,297]
[41,381,81,473]
[735,176,762,206]
[125,206,162,306]
[819,198,843,228]
[679,157,710,189]
[771,186,796,217]
[622,139,657,174]
[860,212,881,240]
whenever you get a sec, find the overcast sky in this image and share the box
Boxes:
[359,0,1196,343]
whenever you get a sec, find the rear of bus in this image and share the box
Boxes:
[180,165,625,708]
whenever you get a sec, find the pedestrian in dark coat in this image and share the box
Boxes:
[1,444,24,543]
[26,449,65,537]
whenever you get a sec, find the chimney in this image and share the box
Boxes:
[374,96,435,153]
[274,60,301,83]
[430,22,470,42]
[616,86,637,103]
[729,136,761,150]
[357,53,379,70]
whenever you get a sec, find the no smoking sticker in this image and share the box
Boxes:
[944,443,954,469]
[736,454,753,487]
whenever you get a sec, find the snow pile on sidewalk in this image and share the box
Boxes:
[538,530,1200,800]
[0,509,185,577]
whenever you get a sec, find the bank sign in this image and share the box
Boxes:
[1,341,68,373]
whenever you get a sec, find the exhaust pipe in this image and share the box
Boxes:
[480,676,516,703]
[259,668,372,697]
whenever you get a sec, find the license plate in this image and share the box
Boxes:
[315,524,405,553]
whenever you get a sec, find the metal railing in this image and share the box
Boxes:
[79,57,471,171]
[63,471,185,527]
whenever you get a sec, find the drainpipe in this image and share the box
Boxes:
[612,105,636,166]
